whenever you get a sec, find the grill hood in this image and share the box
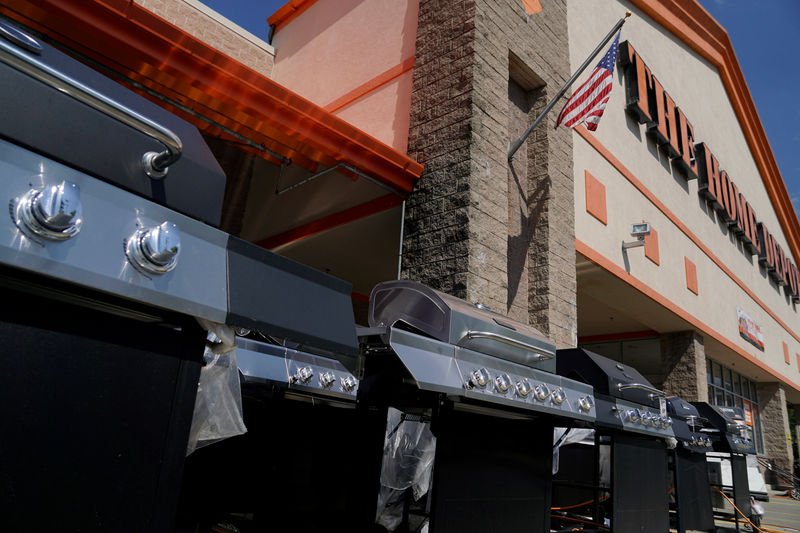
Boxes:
[556,348,662,409]
[368,280,556,371]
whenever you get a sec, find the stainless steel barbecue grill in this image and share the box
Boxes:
[666,397,715,533]
[0,18,360,533]
[692,402,757,530]
[366,280,596,421]
[553,348,675,533]
[359,280,597,533]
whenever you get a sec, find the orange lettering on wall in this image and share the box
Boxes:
[648,76,680,157]
[696,143,723,210]
[620,41,654,125]
[731,184,747,237]
[719,170,737,223]
[757,222,776,272]
[674,107,698,179]
[745,202,760,254]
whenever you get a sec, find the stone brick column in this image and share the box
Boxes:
[757,383,793,474]
[660,331,708,402]
[403,0,576,347]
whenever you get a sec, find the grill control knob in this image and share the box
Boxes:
[642,412,655,427]
[516,379,532,398]
[551,387,566,405]
[494,373,511,393]
[470,368,491,389]
[578,396,594,412]
[652,415,662,428]
[126,221,181,274]
[341,375,358,392]
[319,371,336,388]
[13,180,83,241]
[624,409,640,423]
[690,436,697,446]
[535,383,551,401]
[664,417,673,429]
[705,438,712,447]
[294,366,314,384]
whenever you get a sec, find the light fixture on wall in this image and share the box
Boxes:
[622,222,651,250]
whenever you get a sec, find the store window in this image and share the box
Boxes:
[579,337,661,389]
[707,358,764,454]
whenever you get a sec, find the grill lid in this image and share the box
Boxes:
[368,280,555,370]
[556,348,663,408]
[0,20,226,226]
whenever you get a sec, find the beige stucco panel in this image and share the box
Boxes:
[271,0,419,109]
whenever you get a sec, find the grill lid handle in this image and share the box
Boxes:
[0,29,183,179]
[457,330,555,361]
[617,382,665,399]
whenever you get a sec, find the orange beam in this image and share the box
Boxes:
[268,0,318,33]
[256,193,403,250]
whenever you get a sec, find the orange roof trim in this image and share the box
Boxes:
[268,0,318,33]
[1,0,422,194]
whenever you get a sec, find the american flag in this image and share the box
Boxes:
[555,30,621,131]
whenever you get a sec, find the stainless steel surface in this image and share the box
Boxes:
[0,32,182,177]
[516,379,532,398]
[494,373,511,393]
[0,20,42,54]
[617,382,665,398]
[457,330,554,362]
[579,396,595,413]
[293,366,314,384]
[236,337,359,401]
[0,139,228,322]
[369,280,556,371]
[469,368,491,389]
[125,222,181,275]
[385,328,595,422]
[319,371,336,389]
[612,398,676,439]
[11,181,83,242]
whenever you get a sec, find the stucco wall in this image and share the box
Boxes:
[569,0,800,392]
[270,0,419,151]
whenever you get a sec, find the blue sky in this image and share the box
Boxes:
[203,0,800,223]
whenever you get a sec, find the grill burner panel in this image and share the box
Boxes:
[385,328,595,421]
[369,280,556,371]
[667,397,712,453]
[692,403,755,454]
[556,348,675,439]
[236,337,359,401]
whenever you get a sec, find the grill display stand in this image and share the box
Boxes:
[552,430,671,532]
[692,403,756,531]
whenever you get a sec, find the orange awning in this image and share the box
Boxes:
[1,0,423,194]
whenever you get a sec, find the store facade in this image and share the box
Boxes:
[265,0,800,472]
[4,0,798,477]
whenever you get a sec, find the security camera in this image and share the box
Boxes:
[630,222,651,238]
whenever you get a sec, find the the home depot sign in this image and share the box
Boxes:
[619,42,800,304]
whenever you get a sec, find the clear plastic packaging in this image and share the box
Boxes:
[375,408,437,531]
[186,319,247,455]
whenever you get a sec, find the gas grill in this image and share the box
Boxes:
[365,280,596,421]
[0,18,359,533]
[693,402,756,530]
[359,280,596,533]
[553,348,675,532]
[666,397,715,533]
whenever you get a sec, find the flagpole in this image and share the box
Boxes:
[507,11,631,163]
